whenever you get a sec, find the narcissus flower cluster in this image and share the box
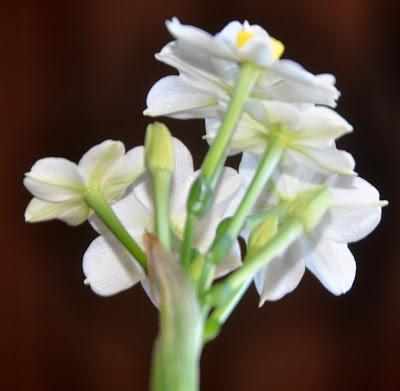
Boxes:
[24,18,387,391]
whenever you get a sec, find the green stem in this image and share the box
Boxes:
[196,133,286,295]
[201,62,261,185]
[226,134,285,237]
[208,216,304,306]
[204,276,252,342]
[207,132,287,265]
[181,62,261,267]
[152,170,172,251]
[84,186,147,271]
[242,202,290,233]
[181,214,197,269]
[204,185,331,340]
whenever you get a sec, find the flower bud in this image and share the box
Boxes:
[145,122,175,174]
[289,186,332,231]
[247,214,278,258]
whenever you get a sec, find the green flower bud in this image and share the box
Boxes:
[247,214,278,258]
[289,186,332,231]
[145,122,175,174]
[187,175,213,218]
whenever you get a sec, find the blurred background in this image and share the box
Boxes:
[1,0,399,390]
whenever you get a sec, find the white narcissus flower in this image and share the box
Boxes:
[83,138,242,298]
[166,18,284,67]
[240,153,387,304]
[206,100,355,175]
[144,18,339,119]
[24,140,144,226]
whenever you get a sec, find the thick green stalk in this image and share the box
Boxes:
[152,170,172,250]
[148,238,203,391]
[84,186,147,271]
[181,62,261,266]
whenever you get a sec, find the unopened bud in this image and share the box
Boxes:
[145,122,175,174]
[247,214,278,258]
[290,186,331,231]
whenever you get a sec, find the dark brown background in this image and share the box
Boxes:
[1,0,399,390]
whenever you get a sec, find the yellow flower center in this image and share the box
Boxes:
[236,30,255,48]
[236,29,285,60]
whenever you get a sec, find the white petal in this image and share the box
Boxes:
[166,18,234,60]
[193,167,241,250]
[269,164,312,200]
[237,34,274,67]
[304,235,356,295]
[140,278,159,308]
[271,60,322,85]
[318,176,385,243]
[25,197,89,226]
[83,231,145,297]
[112,188,153,232]
[78,140,125,186]
[238,151,260,187]
[257,65,339,107]
[169,138,196,216]
[168,165,242,279]
[156,41,230,92]
[210,57,240,84]
[262,100,301,130]
[214,20,243,48]
[238,152,284,212]
[270,60,339,99]
[258,102,352,147]
[207,112,269,155]
[213,166,243,209]
[254,240,306,304]
[286,146,356,175]
[102,146,145,200]
[293,106,353,146]
[24,158,85,202]
[144,76,219,119]
[214,239,242,278]
[216,21,275,66]
[317,73,336,85]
